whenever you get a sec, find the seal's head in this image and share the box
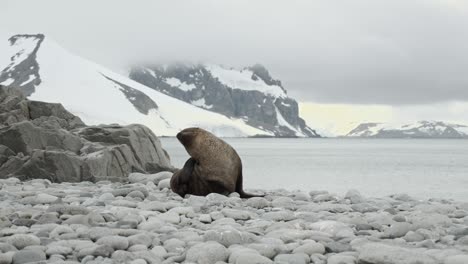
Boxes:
[176,127,203,155]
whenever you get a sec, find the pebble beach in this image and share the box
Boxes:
[1,172,468,264]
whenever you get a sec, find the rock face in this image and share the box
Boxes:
[129,63,319,137]
[346,121,468,138]
[0,34,44,97]
[0,86,173,182]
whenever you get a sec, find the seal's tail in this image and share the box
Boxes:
[236,164,265,199]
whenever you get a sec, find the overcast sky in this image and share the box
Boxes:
[2,0,468,134]
[2,0,468,105]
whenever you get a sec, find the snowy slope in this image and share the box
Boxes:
[0,34,272,137]
[346,121,468,138]
[205,64,286,98]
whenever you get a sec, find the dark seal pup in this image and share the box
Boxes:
[170,127,263,198]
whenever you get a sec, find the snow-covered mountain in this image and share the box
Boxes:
[129,63,319,137]
[346,121,468,138]
[0,34,319,137]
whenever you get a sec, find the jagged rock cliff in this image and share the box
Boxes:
[0,86,173,182]
[129,63,319,137]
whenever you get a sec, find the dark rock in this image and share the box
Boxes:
[12,218,37,227]
[77,124,172,173]
[28,100,85,129]
[0,34,44,97]
[0,86,30,126]
[0,86,173,182]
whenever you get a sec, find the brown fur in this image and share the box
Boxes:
[170,127,262,198]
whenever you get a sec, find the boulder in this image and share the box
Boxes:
[0,86,174,182]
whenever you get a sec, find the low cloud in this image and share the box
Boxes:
[1,0,468,105]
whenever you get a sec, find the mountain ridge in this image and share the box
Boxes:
[345,120,468,138]
[129,63,318,137]
[0,33,319,138]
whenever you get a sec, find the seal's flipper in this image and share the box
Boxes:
[235,164,265,198]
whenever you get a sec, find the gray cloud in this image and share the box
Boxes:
[1,0,468,105]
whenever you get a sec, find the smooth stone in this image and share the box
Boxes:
[45,245,73,256]
[234,253,273,264]
[262,211,295,221]
[96,236,129,250]
[128,234,153,247]
[247,243,281,259]
[185,241,229,264]
[228,247,259,263]
[130,259,146,264]
[111,250,136,263]
[358,243,437,264]
[309,221,355,238]
[150,246,167,257]
[0,242,17,253]
[327,254,357,264]
[204,228,246,247]
[111,200,138,208]
[12,249,46,264]
[221,209,250,220]
[11,219,36,228]
[157,178,171,190]
[445,255,468,264]
[158,212,180,224]
[344,189,365,204]
[199,214,212,223]
[271,197,296,209]
[138,201,167,212]
[47,204,90,215]
[6,234,40,250]
[245,197,270,209]
[77,244,114,259]
[127,245,147,252]
[274,253,309,264]
[384,222,413,238]
[292,241,325,255]
[98,193,115,201]
[163,238,185,253]
[404,231,425,242]
[325,241,352,253]
[0,252,14,264]
[127,190,145,200]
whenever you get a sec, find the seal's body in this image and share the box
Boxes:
[170,127,261,198]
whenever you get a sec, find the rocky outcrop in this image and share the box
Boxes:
[129,63,319,137]
[0,85,173,182]
[0,34,44,96]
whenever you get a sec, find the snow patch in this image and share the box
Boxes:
[165,77,196,91]
[0,78,14,86]
[206,64,286,98]
[20,74,35,86]
[275,106,302,137]
[191,98,213,109]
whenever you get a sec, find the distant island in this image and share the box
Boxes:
[345,121,468,138]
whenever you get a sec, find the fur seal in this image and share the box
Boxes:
[170,127,262,198]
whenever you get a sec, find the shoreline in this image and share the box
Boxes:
[0,175,467,264]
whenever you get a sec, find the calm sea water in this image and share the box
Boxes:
[160,138,468,201]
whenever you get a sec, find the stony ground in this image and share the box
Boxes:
[1,173,468,264]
